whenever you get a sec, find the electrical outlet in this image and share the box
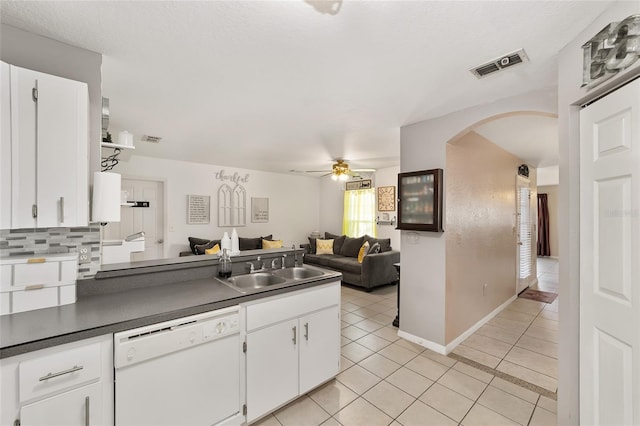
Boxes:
[79,247,90,264]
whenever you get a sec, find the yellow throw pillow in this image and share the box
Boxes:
[316,239,334,255]
[205,244,220,255]
[262,239,283,249]
[357,241,370,263]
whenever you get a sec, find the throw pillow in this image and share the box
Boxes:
[325,232,346,254]
[205,244,221,255]
[368,242,381,254]
[194,239,221,255]
[262,239,283,249]
[316,239,334,255]
[357,241,370,263]
[239,237,262,251]
[308,237,317,254]
[341,236,365,258]
[188,236,210,255]
[363,235,392,252]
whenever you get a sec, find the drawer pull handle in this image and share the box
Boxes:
[304,322,309,341]
[25,284,45,291]
[27,258,46,264]
[39,365,84,381]
[292,326,297,345]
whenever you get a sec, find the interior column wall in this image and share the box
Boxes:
[399,90,555,351]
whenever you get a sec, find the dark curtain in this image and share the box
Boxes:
[537,193,550,256]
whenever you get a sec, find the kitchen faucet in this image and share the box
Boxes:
[270,254,287,269]
[246,256,264,273]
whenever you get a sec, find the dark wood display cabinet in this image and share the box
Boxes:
[396,168,444,232]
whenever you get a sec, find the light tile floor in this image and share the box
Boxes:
[254,268,558,426]
[453,258,560,393]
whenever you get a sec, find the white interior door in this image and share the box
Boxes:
[516,176,533,294]
[105,178,164,261]
[580,77,640,425]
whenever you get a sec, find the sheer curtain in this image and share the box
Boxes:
[342,188,377,237]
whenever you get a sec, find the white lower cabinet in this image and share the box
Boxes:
[21,382,101,426]
[244,282,341,423]
[0,335,112,426]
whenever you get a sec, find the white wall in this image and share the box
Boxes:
[0,24,102,175]
[399,89,556,350]
[319,177,345,235]
[537,165,559,186]
[113,155,321,258]
[556,2,640,424]
[373,166,401,251]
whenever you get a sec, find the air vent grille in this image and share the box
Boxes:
[141,135,162,143]
[470,48,529,78]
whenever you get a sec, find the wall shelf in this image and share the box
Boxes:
[100,142,135,171]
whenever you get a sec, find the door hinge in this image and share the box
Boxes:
[242,341,247,353]
[242,404,247,416]
[32,87,38,101]
[32,204,37,218]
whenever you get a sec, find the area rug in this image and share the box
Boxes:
[519,289,557,304]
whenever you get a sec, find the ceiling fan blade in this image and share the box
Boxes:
[304,170,331,173]
[352,168,376,172]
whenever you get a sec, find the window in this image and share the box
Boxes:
[342,188,376,237]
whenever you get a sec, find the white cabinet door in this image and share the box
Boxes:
[8,65,88,229]
[246,319,299,423]
[1,61,11,230]
[21,382,102,426]
[36,71,88,227]
[9,65,37,229]
[299,306,341,394]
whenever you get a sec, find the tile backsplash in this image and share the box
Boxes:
[0,227,100,279]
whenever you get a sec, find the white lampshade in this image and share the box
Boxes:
[92,172,121,223]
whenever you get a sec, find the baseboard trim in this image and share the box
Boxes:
[396,294,517,356]
[444,294,517,354]
[397,330,448,355]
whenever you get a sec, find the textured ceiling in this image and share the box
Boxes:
[0,1,611,174]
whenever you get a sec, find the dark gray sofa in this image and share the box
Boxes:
[302,232,399,291]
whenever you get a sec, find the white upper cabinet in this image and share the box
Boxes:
[2,62,89,229]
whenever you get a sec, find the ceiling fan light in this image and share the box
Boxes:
[339,173,349,181]
[331,174,338,181]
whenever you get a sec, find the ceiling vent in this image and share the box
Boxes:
[470,49,529,78]
[141,135,162,143]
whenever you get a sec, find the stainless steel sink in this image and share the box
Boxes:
[225,272,287,292]
[217,265,329,294]
[272,267,325,280]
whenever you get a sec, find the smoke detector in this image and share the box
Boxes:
[141,135,162,143]
[470,49,529,78]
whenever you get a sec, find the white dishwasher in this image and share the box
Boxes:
[114,306,242,426]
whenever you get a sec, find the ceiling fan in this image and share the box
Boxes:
[305,160,376,181]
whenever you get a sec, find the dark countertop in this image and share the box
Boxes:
[0,270,341,359]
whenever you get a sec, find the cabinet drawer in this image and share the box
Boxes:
[13,260,76,287]
[19,342,101,403]
[246,282,340,331]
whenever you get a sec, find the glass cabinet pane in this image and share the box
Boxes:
[397,169,443,232]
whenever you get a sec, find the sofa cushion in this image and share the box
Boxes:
[239,237,260,250]
[304,253,333,267]
[326,256,362,274]
[205,244,221,255]
[368,242,381,254]
[189,237,210,254]
[364,235,392,252]
[308,237,317,254]
[357,241,370,263]
[325,232,346,254]
[194,239,221,255]
[262,239,283,249]
[340,236,365,258]
[316,239,334,255]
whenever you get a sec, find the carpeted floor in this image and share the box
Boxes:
[519,288,558,304]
